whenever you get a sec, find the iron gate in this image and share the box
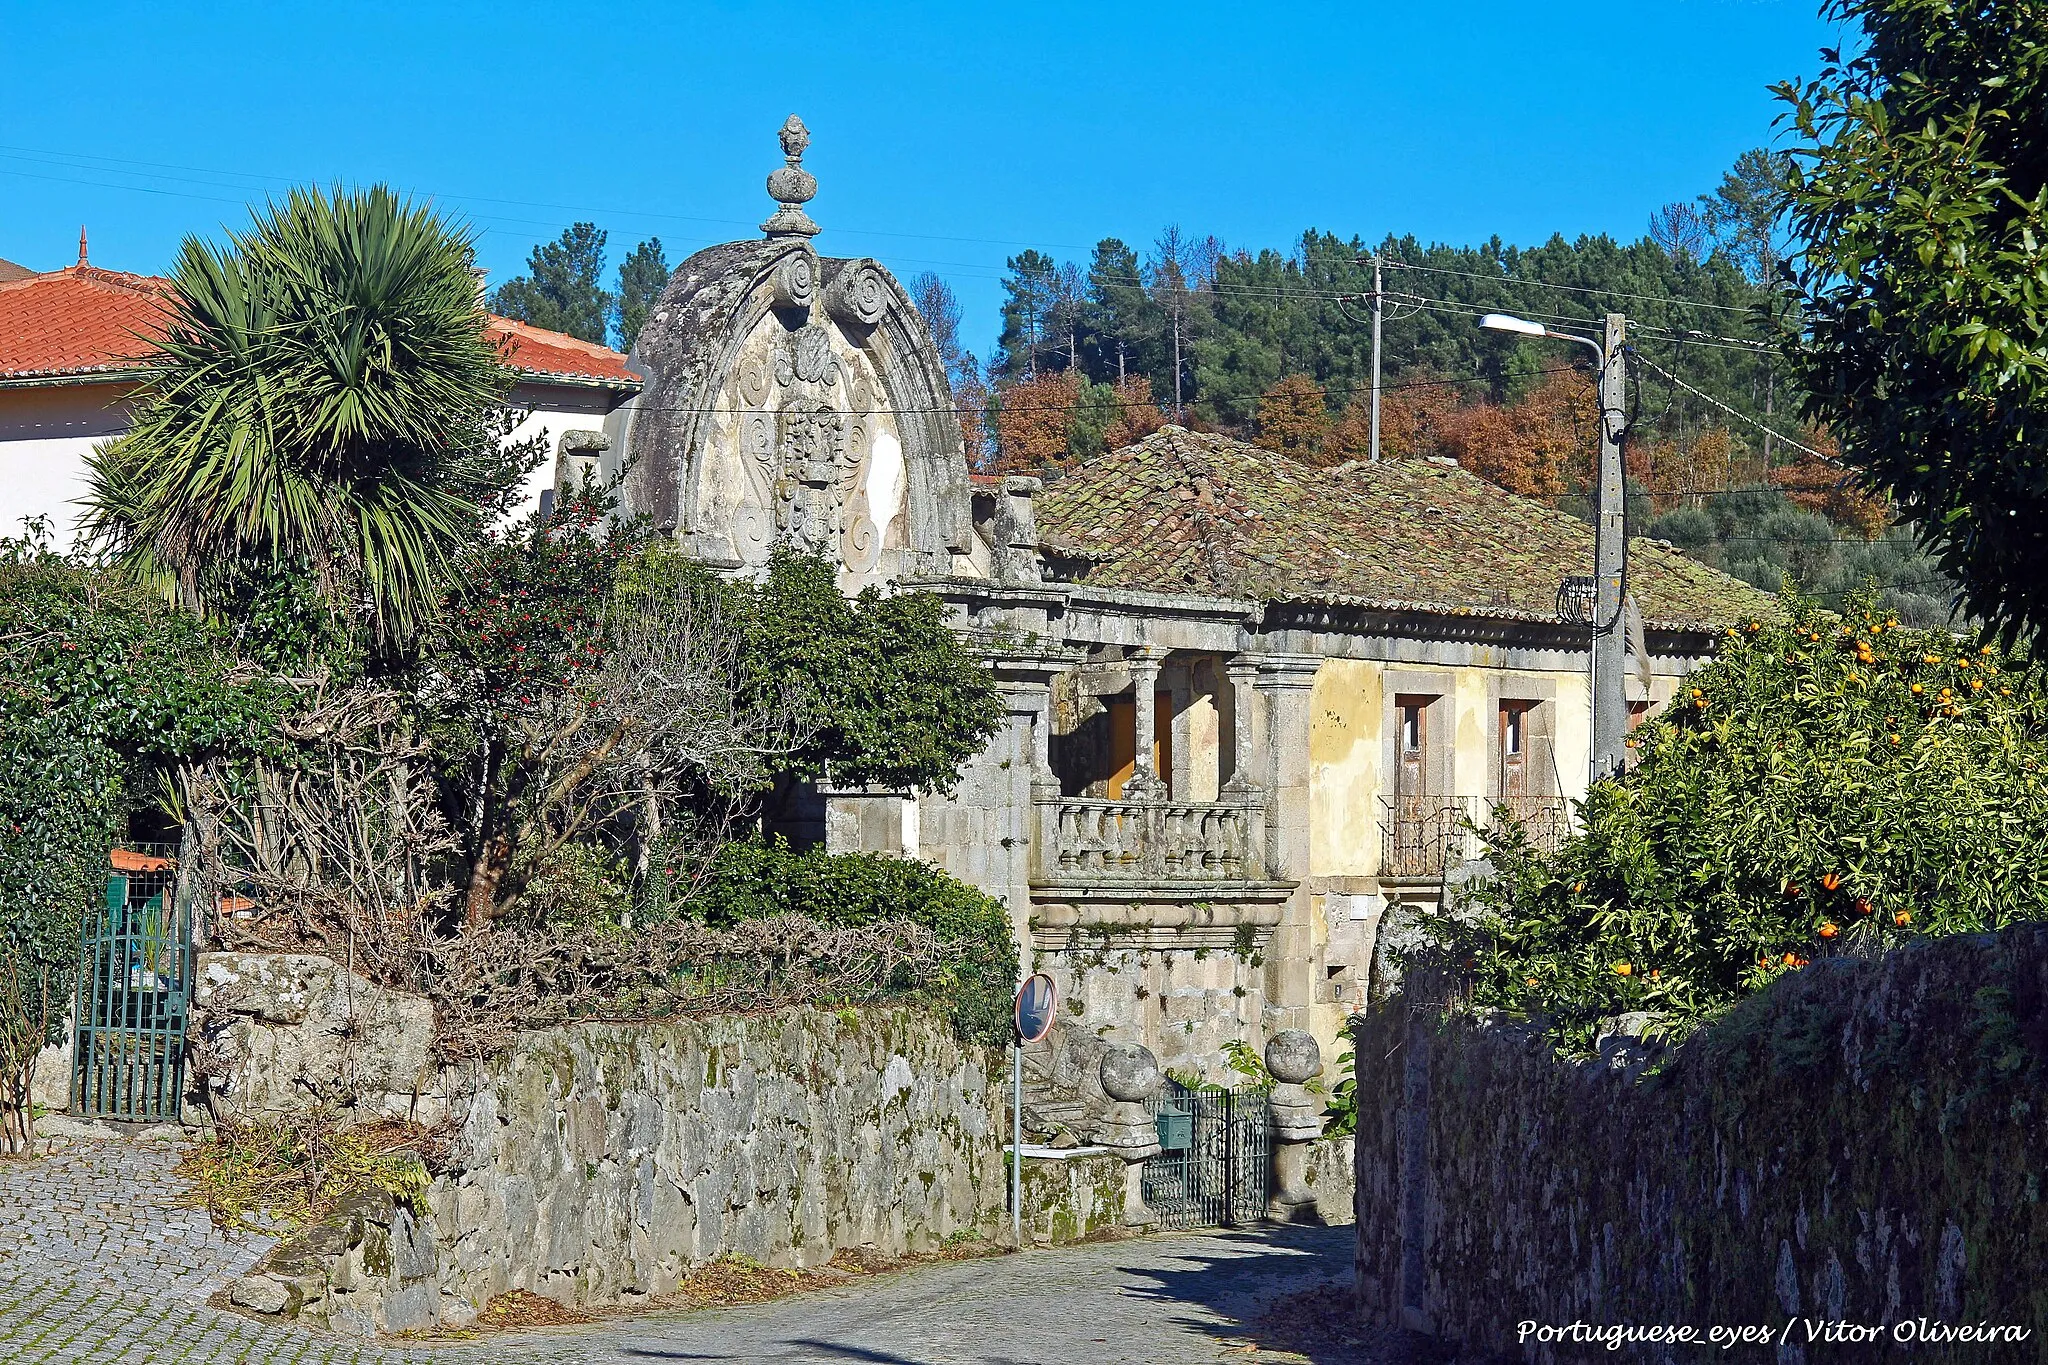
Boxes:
[73,845,193,1121]
[1141,1079,1272,1228]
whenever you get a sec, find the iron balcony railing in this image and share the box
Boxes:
[1378,795,1571,879]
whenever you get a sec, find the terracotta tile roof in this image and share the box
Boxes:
[0,266,637,389]
[0,265,170,380]
[485,316,638,387]
[1034,426,1775,632]
[0,257,38,284]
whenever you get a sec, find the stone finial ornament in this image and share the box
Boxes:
[1098,1042,1162,1104]
[1264,1029,1322,1085]
[762,114,822,238]
[1094,1042,1162,1229]
[1265,1028,1327,1223]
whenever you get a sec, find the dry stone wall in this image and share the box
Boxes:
[1353,928,2048,1364]
[197,956,1009,1335]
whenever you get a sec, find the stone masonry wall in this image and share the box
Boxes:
[426,1006,1002,1321]
[1353,928,2048,1364]
[194,956,1009,1334]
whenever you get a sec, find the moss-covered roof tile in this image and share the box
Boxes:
[1033,426,1774,631]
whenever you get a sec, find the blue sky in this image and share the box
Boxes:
[2,1,1848,359]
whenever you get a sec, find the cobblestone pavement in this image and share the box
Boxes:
[0,1137,453,1365]
[528,1223,1415,1365]
[1,1137,1405,1365]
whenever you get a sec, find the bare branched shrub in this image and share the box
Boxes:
[421,914,947,1062]
[453,563,816,924]
[193,682,455,968]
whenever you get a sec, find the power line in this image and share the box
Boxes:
[572,364,1588,422]
[1626,350,1836,465]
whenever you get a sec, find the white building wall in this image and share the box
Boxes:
[0,382,134,549]
[502,383,628,522]
[0,379,630,546]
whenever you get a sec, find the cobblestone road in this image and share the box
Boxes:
[0,1137,452,1365]
[1,1137,1403,1364]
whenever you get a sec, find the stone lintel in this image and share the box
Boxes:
[1029,886,1290,952]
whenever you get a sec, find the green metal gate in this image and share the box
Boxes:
[1141,1079,1272,1228]
[72,844,193,1121]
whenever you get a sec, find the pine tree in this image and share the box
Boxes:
[613,237,670,354]
[491,222,612,345]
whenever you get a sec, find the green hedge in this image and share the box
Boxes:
[692,838,1019,1046]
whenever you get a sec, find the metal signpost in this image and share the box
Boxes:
[1010,972,1057,1247]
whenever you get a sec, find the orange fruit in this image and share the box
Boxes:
[1894,910,1912,927]
[1818,922,1839,939]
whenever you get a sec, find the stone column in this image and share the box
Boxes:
[1094,1043,1163,1228]
[1124,649,1168,801]
[1264,1029,1326,1223]
[1257,655,1322,1026]
[1220,657,1263,797]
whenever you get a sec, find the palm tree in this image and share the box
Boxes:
[84,185,515,647]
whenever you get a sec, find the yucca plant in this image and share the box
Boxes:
[84,185,522,647]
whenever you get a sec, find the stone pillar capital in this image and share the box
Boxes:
[1254,653,1323,691]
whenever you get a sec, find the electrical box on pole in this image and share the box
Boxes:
[1590,312,1630,784]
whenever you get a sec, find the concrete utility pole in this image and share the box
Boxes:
[1478,308,1631,785]
[1589,312,1629,783]
[1368,254,1384,463]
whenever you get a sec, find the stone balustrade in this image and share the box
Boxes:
[1038,794,1267,882]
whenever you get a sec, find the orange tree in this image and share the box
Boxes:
[1428,589,2048,1054]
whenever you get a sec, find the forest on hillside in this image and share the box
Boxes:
[901,149,1954,626]
[487,150,1955,626]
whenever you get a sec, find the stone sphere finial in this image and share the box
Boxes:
[1099,1043,1162,1103]
[763,114,821,239]
[1264,1030,1321,1085]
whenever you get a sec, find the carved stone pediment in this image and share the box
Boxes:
[609,118,974,591]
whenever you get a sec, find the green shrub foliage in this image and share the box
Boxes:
[0,535,284,1143]
[1428,591,2048,1054]
[731,549,1004,795]
[692,838,1019,1045]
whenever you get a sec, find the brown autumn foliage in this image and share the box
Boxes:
[1432,370,1600,502]
[1630,426,1750,512]
[952,370,993,472]
[1359,373,1466,462]
[1103,375,1166,449]
[1772,431,1888,538]
[1256,373,1334,463]
[992,371,1080,473]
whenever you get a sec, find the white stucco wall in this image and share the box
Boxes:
[0,379,629,544]
[0,382,135,549]
[503,383,630,522]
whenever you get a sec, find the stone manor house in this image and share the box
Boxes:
[601,118,1769,1081]
[0,119,1769,1086]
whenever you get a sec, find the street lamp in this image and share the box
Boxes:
[1479,310,1629,786]
[1479,313,1604,370]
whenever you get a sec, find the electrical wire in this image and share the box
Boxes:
[1625,350,1836,465]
